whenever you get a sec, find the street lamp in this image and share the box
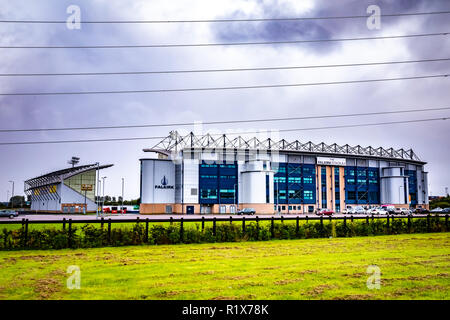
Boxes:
[121,178,124,214]
[8,181,14,208]
[101,176,107,215]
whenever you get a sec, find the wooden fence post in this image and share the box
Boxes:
[256,216,260,237]
[271,216,274,238]
[281,216,284,224]
[202,216,205,232]
[24,219,29,247]
[62,218,66,231]
[229,216,232,225]
[446,214,448,231]
[170,216,173,225]
[242,216,246,233]
[408,215,411,233]
[180,218,184,243]
[68,219,72,248]
[145,218,149,243]
[350,215,353,223]
[386,215,390,232]
[108,219,112,244]
[427,214,430,232]
[296,216,299,236]
[213,217,216,236]
[344,216,347,235]
[101,216,104,229]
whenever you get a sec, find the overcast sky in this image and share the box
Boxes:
[0,0,449,200]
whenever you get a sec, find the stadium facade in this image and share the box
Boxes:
[140,131,429,215]
[25,163,112,213]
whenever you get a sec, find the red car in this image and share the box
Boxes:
[316,208,334,216]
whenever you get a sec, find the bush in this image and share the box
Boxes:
[0,216,448,250]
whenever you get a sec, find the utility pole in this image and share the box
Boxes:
[121,178,124,214]
[8,180,14,208]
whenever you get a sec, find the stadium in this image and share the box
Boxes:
[140,131,429,215]
[25,163,113,213]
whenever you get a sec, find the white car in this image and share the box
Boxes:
[346,206,366,215]
[394,207,411,215]
[368,207,389,215]
[430,207,443,213]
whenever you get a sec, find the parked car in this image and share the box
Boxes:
[316,208,334,216]
[441,208,450,213]
[237,208,256,215]
[430,207,443,213]
[0,209,19,218]
[381,205,396,214]
[346,206,366,215]
[412,208,429,214]
[394,207,411,215]
[368,207,389,215]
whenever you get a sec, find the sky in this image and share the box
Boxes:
[0,0,449,200]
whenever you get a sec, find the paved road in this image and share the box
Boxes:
[0,212,437,222]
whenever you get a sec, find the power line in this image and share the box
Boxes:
[1,106,449,133]
[1,74,447,96]
[1,58,448,77]
[1,11,449,24]
[0,32,447,49]
[0,117,447,146]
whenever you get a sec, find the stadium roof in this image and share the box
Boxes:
[25,163,113,192]
[148,131,423,163]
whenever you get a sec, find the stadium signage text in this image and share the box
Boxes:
[155,175,174,189]
[317,157,347,166]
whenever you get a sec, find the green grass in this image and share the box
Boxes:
[0,233,448,300]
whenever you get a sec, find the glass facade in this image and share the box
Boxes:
[199,161,238,204]
[274,163,316,205]
[345,166,380,204]
[405,170,418,205]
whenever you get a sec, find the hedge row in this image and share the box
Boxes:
[0,215,448,250]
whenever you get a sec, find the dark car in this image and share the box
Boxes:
[0,209,19,218]
[237,208,256,215]
[412,208,429,214]
[441,208,450,213]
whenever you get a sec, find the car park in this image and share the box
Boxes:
[316,208,334,216]
[0,209,19,218]
[237,208,256,215]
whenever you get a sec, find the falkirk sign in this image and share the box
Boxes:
[155,175,174,189]
[317,157,347,166]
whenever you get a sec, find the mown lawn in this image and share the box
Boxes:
[0,233,448,300]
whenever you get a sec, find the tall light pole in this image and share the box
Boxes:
[102,176,107,215]
[8,181,14,208]
[121,178,124,214]
[97,179,101,218]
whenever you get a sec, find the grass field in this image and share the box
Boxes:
[0,233,448,300]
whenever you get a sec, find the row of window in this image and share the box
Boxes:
[200,175,236,179]
[200,164,236,168]
[273,176,313,184]
[275,190,313,200]
[200,189,236,200]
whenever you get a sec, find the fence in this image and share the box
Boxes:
[0,214,448,250]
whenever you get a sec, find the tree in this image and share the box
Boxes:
[9,195,25,208]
